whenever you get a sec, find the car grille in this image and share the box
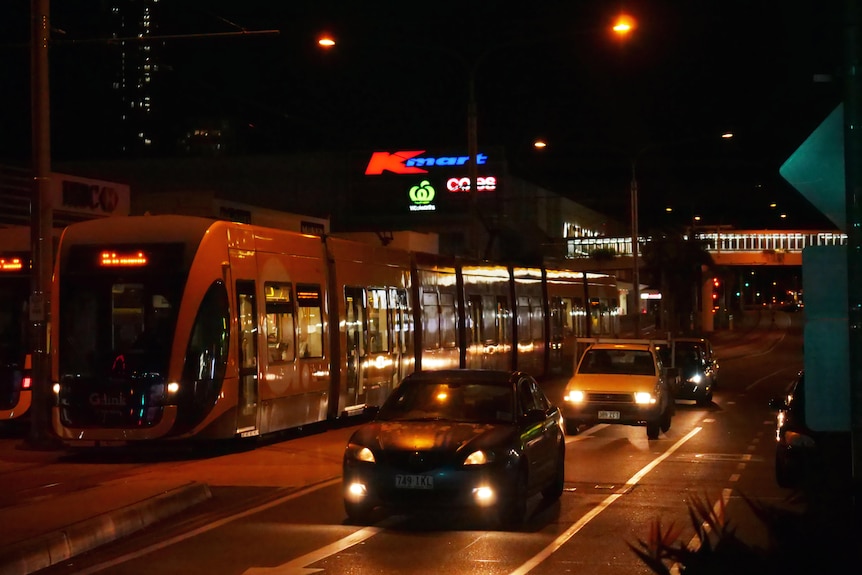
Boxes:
[380,450,449,473]
[586,392,634,404]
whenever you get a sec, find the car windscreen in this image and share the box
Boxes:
[579,349,655,375]
[377,381,515,423]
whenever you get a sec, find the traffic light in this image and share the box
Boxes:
[712,277,721,310]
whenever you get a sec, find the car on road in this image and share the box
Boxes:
[655,337,718,406]
[768,371,851,489]
[342,369,566,528]
[562,341,674,439]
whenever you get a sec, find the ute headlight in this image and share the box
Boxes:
[346,444,376,463]
[634,392,655,405]
[464,450,494,465]
[565,390,585,403]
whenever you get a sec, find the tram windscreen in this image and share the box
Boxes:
[59,244,186,381]
[0,273,29,409]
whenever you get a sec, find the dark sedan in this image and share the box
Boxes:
[769,371,851,488]
[342,369,566,528]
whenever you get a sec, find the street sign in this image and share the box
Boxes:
[779,103,845,231]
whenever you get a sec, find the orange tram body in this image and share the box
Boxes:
[50,215,620,445]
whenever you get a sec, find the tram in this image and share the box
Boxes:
[50,215,620,445]
[0,236,33,423]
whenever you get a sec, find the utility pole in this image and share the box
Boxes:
[25,0,58,449]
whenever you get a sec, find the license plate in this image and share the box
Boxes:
[598,410,621,420]
[395,474,433,489]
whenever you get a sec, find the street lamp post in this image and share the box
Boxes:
[630,158,641,337]
[628,132,734,338]
[466,53,485,260]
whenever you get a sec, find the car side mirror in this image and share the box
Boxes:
[522,409,547,425]
[364,405,381,419]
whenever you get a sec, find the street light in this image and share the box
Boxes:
[628,131,734,337]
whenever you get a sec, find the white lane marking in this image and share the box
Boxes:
[675,489,733,556]
[565,423,609,442]
[670,488,733,574]
[746,367,791,392]
[508,426,703,575]
[243,526,383,575]
[69,478,343,575]
[72,427,703,575]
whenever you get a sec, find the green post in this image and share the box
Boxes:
[844,0,862,486]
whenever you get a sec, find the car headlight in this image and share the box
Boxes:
[463,449,495,465]
[634,392,656,405]
[687,373,703,384]
[345,443,376,463]
[565,390,585,403]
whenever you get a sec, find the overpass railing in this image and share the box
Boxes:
[565,230,847,259]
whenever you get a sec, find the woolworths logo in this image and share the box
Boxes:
[408,180,436,212]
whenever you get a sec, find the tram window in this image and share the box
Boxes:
[517,296,531,343]
[61,289,98,375]
[422,291,440,351]
[497,296,511,344]
[390,289,408,354]
[238,293,256,369]
[264,282,295,364]
[481,295,497,344]
[345,287,366,357]
[181,281,229,419]
[530,297,544,341]
[112,283,145,351]
[367,287,389,353]
[549,296,564,340]
[440,292,457,349]
[561,297,574,334]
[467,295,480,345]
[296,284,323,358]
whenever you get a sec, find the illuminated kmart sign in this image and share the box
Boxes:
[365,150,489,175]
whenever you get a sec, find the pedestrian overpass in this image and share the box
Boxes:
[565,229,847,266]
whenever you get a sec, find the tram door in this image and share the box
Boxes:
[344,287,366,408]
[236,280,259,434]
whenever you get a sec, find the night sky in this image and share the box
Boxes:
[0,1,846,232]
